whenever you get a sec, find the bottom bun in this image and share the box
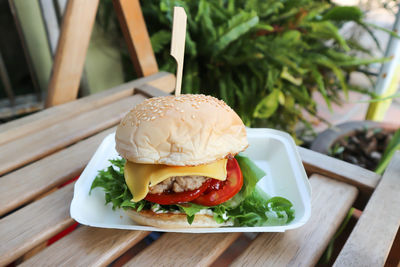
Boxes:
[125,209,233,228]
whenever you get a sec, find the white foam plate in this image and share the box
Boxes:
[71,128,311,233]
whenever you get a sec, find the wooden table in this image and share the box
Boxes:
[0,72,399,266]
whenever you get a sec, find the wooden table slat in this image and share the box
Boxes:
[231,174,358,267]
[0,127,115,217]
[124,232,241,267]
[0,94,146,176]
[299,146,380,195]
[0,72,174,146]
[21,227,150,267]
[334,152,400,267]
[0,184,74,266]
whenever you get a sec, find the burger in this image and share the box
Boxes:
[91,94,294,228]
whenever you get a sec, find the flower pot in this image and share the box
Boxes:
[310,120,399,171]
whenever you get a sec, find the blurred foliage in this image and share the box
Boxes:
[97,0,389,140]
[375,128,400,174]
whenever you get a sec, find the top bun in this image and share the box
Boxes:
[115,94,248,166]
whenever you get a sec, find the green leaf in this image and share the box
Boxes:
[322,6,363,22]
[266,68,280,90]
[357,21,382,52]
[376,128,400,174]
[281,66,303,86]
[312,54,348,97]
[278,91,285,105]
[178,203,210,224]
[310,67,332,111]
[281,30,301,44]
[225,187,295,226]
[359,92,400,103]
[150,30,171,53]
[335,57,391,67]
[307,21,350,51]
[364,22,400,39]
[178,203,208,216]
[227,0,235,14]
[195,0,216,42]
[253,89,280,119]
[187,214,195,224]
[185,33,197,56]
[255,23,274,31]
[235,154,266,198]
[90,158,132,210]
[246,1,284,18]
[218,78,228,103]
[214,12,259,54]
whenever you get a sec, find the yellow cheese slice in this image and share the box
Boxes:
[124,159,228,202]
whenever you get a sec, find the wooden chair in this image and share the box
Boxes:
[0,1,399,266]
[45,0,159,107]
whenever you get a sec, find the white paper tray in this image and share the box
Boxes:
[70,128,311,233]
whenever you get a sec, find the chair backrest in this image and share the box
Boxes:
[46,0,158,107]
[113,0,159,77]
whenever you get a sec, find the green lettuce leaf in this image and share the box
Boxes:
[218,153,265,210]
[90,158,130,210]
[177,203,209,224]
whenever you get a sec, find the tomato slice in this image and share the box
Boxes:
[192,158,243,206]
[144,179,211,205]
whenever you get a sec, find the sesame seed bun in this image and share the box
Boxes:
[115,94,248,166]
[125,209,233,228]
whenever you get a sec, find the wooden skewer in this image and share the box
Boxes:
[170,6,187,96]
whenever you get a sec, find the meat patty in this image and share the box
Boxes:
[149,176,208,194]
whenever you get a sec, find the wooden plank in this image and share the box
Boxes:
[21,227,150,267]
[113,0,158,77]
[0,95,43,120]
[125,233,241,267]
[0,127,115,217]
[145,72,175,91]
[45,0,99,107]
[0,72,174,146]
[231,175,358,267]
[0,94,146,176]
[135,84,169,98]
[39,0,60,56]
[334,152,400,267]
[0,184,74,266]
[299,146,380,195]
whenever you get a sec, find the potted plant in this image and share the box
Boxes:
[96,0,387,142]
[310,121,399,172]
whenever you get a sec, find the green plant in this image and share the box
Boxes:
[375,128,400,174]
[328,142,345,158]
[97,0,388,140]
[318,207,355,265]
